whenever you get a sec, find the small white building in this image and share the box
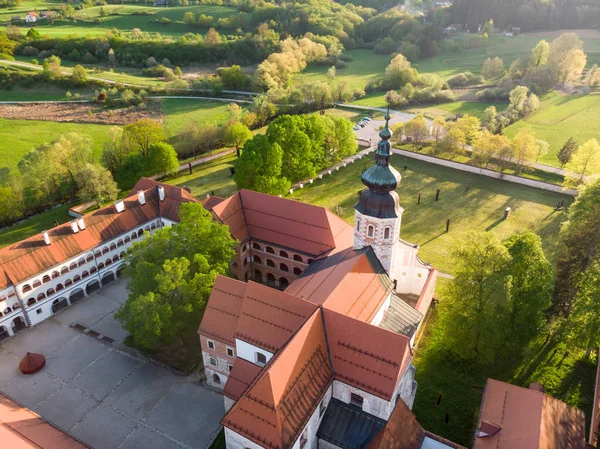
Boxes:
[25,12,38,23]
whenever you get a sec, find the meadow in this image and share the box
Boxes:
[504,91,600,167]
[0,3,238,38]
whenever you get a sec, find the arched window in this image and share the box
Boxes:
[3,307,11,314]
[293,255,303,262]
[22,284,31,293]
[131,232,138,240]
[78,258,86,266]
[82,271,89,279]
[102,247,109,254]
[212,374,221,385]
[307,259,314,265]
[27,298,36,306]
[47,288,55,296]
[105,258,112,266]
[279,263,289,272]
[279,277,289,289]
[384,227,391,239]
[87,254,94,263]
[242,244,247,253]
[367,225,374,237]
[65,279,73,287]
[120,251,126,259]
[42,275,51,284]
[90,266,98,274]
[266,259,275,267]
[110,243,116,251]
[252,242,261,250]
[243,258,249,266]
[52,271,60,279]
[73,275,81,282]
[279,250,289,258]
[56,284,64,292]
[61,266,69,275]
[231,261,239,268]
[266,247,275,254]
[32,280,41,288]
[94,250,102,257]
[97,263,104,270]
[254,256,262,264]
[117,240,124,247]
[69,262,78,271]
[150,223,156,230]
[112,255,119,262]
[137,229,144,238]
[293,267,303,275]
[144,225,150,231]
[124,236,131,244]
[37,292,45,300]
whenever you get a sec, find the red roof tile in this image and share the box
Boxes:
[211,190,353,256]
[202,195,226,212]
[223,358,263,401]
[222,309,333,449]
[474,379,585,449]
[367,400,424,449]
[0,393,88,449]
[323,309,412,400]
[0,179,199,289]
[197,276,247,345]
[235,281,319,353]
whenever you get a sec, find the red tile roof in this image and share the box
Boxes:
[202,195,226,212]
[0,179,198,289]
[367,400,424,449]
[197,276,247,345]
[211,190,354,257]
[286,247,391,322]
[474,379,586,449]
[223,358,263,401]
[234,281,319,353]
[0,393,88,449]
[222,309,333,449]
[323,309,412,400]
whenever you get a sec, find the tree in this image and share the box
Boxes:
[71,64,87,85]
[225,122,252,158]
[496,142,515,175]
[481,57,504,80]
[482,19,494,36]
[383,53,419,90]
[552,179,600,317]
[503,233,553,348]
[439,232,510,362]
[177,122,220,159]
[326,65,336,80]
[511,128,539,175]
[564,139,600,186]
[403,115,429,149]
[147,142,180,177]
[557,137,577,168]
[267,115,316,182]
[0,185,24,226]
[42,55,61,79]
[122,119,165,157]
[473,130,507,168]
[452,115,480,145]
[183,11,194,24]
[116,203,236,350]
[535,139,549,162]
[205,28,221,46]
[26,28,41,40]
[548,32,585,83]
[74,163,119,205]
[530,40,549,68]
[558,48,587,84]
[481,106,499,133]
[431,116,445,145]
[219,65,250,90]
[234,134,290,194]
[101,127,128,175]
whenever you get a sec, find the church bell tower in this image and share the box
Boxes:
[354,110,404,275]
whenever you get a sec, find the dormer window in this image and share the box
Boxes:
[350,393,364,408]
[367,225,374,238]
[256,352,267,367]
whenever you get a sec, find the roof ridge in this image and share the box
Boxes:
[246,294,313,319]
[237,191,251,243]
[247,223,333,249]
[243,205,332,231]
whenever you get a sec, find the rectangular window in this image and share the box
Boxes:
[210,357,217,366]
[256,352,267,366]
[228,364,233,372]
[207,340,215,350]
[350,393,364,408]
[36,308,43,314]
[226,346,234,357]
[319,399,326,417]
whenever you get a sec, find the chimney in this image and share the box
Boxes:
[77,217,85,230]
[42,231,51,245]
[137,190,146,205]
[115,200,125,213]
[70,221,79,234]
[158,186,165,202]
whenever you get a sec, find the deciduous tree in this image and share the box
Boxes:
[74,163,119,205]
[122,119,165,157]
[511,128,539,175]
[147,142,180,177]
[564,139,600,186]
[403,115,429,149]
[224,122,252,158]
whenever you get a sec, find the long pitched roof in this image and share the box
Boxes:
[0,178,198,289]
[223,357,263,402]
[285,247,392,323]
[474,379,585,449]
[210,190,354,256]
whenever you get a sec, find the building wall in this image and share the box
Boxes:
[353,211,401,275]
[224,427,266,449]
[319,438,342,449]
[224,396,236,413]
[235,338,273,367]
[332,380,394,421]
[370,293,392,327]
[200,335,236,389]
[291,384,332,449]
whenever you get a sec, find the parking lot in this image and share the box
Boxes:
[0,278,225,449]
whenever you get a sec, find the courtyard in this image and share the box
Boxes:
[0,278,224,449]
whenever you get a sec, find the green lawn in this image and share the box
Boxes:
[294,49,391,90]
[412,279,596,446]
[504,92,600,167]
[289,155,571,273]
[407,100,507,120]
[2,3,238,38]
[0,118,111,174]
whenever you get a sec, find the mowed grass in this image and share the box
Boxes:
[294,49,391,90]
[504,92,600,167]
[289,155,571,273]
[0,118,111,174]
[1,3,238,37]
[412,281,596,446]
[407,100,507,119]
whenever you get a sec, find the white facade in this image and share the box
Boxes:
[235,338,274,367]
[353,210,403,275]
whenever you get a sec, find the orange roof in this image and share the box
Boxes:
[234,281,319,352]
[223,357,263,401]
[367,399,424,449]
[222,309,333,449]
[324,309,412,400]
[197,276,247,344]
[202,195,226,212]
[0,393,88,449]
[211,190,354,256]
[0,179,198,289]
[286,247,391,322]
[474,379,585,449]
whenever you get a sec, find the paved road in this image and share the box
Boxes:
[0,278,224,449]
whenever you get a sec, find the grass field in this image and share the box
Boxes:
[504,91,600,167]
[1,3,238,37]
[407,100,507,120]
[0,118,111,174]
[412,283,596,446]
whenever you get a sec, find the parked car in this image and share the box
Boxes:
[353,125,360,131]
[362,117,371,122]
[359,122,367,128]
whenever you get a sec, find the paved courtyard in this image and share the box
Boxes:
[0,278,225,449]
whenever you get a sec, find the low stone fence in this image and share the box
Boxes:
[393,148,578,197]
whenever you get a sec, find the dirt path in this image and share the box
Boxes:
[0,102,162,125]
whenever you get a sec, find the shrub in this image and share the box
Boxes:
[447,72,484,88]
[166,79,189,89]
[22,46,40,57]
[160,17,171,24]
[145,56,158,68]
